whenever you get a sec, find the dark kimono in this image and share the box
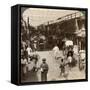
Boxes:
[40,63,49,81]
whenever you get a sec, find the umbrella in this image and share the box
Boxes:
[65,40,73,46]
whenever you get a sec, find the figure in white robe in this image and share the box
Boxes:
[52,45,60,60]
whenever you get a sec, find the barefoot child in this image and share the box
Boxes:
[59,59,65,77]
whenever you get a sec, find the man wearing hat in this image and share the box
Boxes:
[40,58,49,81]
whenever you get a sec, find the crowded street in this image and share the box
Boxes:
[21,8,86,83]
[22,50,85,82]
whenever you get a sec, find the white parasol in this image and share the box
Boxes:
[65,40,73,46]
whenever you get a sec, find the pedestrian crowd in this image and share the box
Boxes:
[21,40,49,82]
[21,40,85,81]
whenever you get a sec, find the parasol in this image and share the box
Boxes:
[65,40,73,46]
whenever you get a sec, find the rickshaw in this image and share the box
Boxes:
[79,50,85,71]
[64,40,77,67]
[64,40,73,56]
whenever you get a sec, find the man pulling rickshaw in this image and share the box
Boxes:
[63,40,77,68]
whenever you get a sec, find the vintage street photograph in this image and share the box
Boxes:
[21,7,86,83]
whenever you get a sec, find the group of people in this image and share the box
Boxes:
[59,51,75,80]
[21,40,49,81]
[21,57,49,81]
[53,45,77,80]
[21,40,85,81]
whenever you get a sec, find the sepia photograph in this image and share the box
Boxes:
[20,6,87,83]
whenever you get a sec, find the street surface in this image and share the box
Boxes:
[23,51,85,82]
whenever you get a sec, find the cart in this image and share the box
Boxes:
[79,50,85,71]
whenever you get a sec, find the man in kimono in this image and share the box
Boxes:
[40,58,49,81]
